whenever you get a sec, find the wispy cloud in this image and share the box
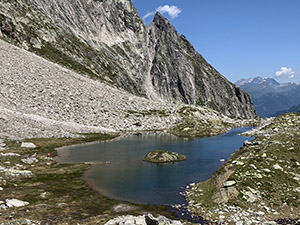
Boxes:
[274,67,295,79]
[143,5,182,20]
[143,12,156,20]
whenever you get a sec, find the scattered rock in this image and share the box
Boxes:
[294,187,300,193]
[21,157,39,164]
[105,214,182,225]
[241,187,261,203]
[5,169,33,177]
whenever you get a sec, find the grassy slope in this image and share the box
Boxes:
[186,113,300,222]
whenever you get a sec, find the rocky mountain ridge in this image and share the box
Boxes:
[236,76,300,117]
[0,0,256,119]
[0,39,251,140]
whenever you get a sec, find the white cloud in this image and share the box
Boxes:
[275,67,295,79]
[156,5,182,19]
[142,5,182,20]
[142,12,156,20]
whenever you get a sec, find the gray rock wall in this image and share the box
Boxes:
[1,0,256,119]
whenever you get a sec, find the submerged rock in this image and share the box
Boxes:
[143,150,186,163]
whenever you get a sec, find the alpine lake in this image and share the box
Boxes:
[56,127,253,208]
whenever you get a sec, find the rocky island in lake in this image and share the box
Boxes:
[1,0,298,224]
[143,150,187,163]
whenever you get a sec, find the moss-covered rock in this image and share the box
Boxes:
[143,150,186,163]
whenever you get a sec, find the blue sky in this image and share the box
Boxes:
[133,0,300,83]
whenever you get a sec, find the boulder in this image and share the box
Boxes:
[273,163,283,171]
[21,142,36,148]
[1,21,13,35]
[223,180,236,187]
[6,199,29,208]
[212,187,239,204]
[143,150,186,163]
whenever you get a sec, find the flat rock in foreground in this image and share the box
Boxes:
[143,150,186,163]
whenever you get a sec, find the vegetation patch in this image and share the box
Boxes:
[0,133,179,224]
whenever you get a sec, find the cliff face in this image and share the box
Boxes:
[0,0,256,119]
[148,13,255,118]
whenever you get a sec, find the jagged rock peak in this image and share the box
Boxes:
[0,0,257,119]
[152,12,173,27]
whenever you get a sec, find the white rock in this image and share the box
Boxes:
[0,152,21,157]
[6,199,29,208]
[0,143,6,148]
[262,168,271,173]
[21,142,37,148]
[236,161,245,166]
[224,180,236,187]
[294,187,300,193]
[135,216,146,225]
[273,163,283,171]
[5,169,33,177]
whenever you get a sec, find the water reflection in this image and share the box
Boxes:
[58,127,253,205]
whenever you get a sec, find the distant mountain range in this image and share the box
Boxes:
[236,77,300,117]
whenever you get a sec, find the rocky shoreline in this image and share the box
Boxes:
[1,114,299,224]
[0,134,191,224]
[184,113,300,224]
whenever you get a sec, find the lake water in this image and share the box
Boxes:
[57,127,253,206]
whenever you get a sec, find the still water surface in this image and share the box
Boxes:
[57,127,253,205]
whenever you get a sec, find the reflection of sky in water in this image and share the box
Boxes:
[59,127,253,205]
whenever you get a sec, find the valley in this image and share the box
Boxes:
[0,0,299,224]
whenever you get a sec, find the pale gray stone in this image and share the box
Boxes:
[6,199,29,207]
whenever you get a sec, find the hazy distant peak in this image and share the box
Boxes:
[236,76,280,87]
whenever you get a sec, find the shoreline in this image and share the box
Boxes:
[54,127,254,223]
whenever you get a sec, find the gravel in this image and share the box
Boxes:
[0,39,183,139]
